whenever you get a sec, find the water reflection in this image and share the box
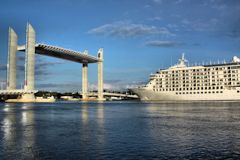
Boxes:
[2,103,17,153]
[96,103,104,127]
[20,103,35,152]
[2,104,17,144]
[144,102,240,158]
[3,103,15,112]
[96,103,105,146]
[1,103,36,159]
[79,102,106,157]
[81,103,89,125]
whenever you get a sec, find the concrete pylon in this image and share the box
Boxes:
[98,48,104,100]
[7,28,17,90]
[22,23,36,101]
[82,63,88,100]
[24,23,35,91]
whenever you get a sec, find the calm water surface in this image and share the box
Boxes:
[0,101,240,159]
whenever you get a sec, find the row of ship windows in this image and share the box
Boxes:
[153,86,224,91]
[156,82,240,87]
[158,83,225,86]
[156,69,240,78]
[159,83,232,87]
[175,91,224,95]
[167,70,238,74]
[158,80,236,83]
[156,77,238,83]
[163,73,239,78]
[154,75,239,79]
[175,91,240,95]
[156,76,238,81]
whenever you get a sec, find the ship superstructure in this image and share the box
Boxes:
[132,54,240,101]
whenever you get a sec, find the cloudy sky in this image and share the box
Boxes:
[0,0,240,91]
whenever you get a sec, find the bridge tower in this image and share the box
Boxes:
[21,23,36,100]
[7,28,17,90]
[98,48,104,100]
[24,23,36,91]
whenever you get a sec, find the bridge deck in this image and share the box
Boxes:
[18,43,99,63]
[83,92,138,98]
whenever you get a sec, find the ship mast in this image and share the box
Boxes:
[178,53,188,66]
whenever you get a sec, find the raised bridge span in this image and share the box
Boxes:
[17,43,99,63]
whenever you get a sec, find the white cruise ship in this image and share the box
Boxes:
[132,54,240,101]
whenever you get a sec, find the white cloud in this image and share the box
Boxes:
[0,77,7,89]
[167,24,179,31]
[212,4,227,10]
[181,19,191,25]
[152,0,162,4]
[37,82,82,92]
[175,0,183,4]
[88,21,174,38]
[88,80,146,91]
[181,18,219,31]
[145,40,182,47]
[144,4,151,8]
[149,16,162,21]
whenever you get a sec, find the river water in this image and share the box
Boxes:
[0,101,240,159]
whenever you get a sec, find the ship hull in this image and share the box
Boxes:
[131,88,240,101]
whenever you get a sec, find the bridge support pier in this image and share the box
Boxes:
[7,28,17,90]
[82,63,88,100]
[98,48,104,101]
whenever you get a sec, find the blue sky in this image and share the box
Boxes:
[0,0,240,91]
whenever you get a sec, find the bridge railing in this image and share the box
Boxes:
[0,89,38,95]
